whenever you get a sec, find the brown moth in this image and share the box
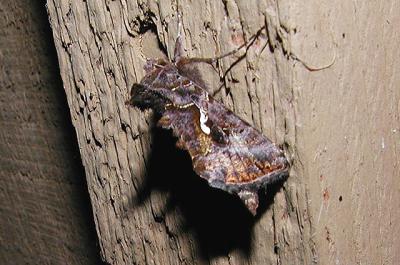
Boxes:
[127,27,288,215]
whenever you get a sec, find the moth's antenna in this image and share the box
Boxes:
[173,8,184,61]
[175,26,266,67]
[176,11,182,39]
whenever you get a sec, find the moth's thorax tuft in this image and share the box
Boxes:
[143,58,168,73]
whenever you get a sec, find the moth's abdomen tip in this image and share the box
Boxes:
[238,190,259,216]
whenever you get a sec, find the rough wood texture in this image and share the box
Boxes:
[46,0,400,264]
[0,1,102,264]
[291,2,400,264]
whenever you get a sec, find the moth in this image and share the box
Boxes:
[127,28,289,215]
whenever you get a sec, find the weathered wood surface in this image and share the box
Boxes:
[0,1,102,264]
[46,0,400,264]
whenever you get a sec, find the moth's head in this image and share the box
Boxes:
[126,57,181,112]
[126,83,168,114]
[127,58,175,104]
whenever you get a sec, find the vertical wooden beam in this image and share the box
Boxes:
[46,0,400,264]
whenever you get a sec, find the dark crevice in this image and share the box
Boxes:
[134,11,168,56]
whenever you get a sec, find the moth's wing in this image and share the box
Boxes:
[157,95,288,215]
